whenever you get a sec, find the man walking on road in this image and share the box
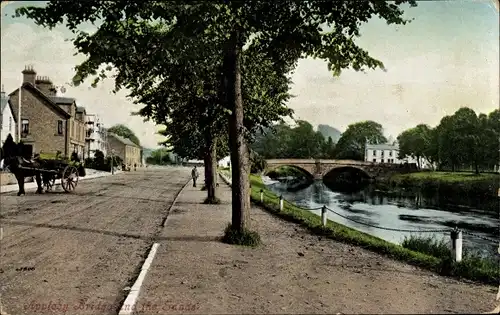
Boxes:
[191,166,199,187]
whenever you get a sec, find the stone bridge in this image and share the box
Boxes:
[265,159,413,180]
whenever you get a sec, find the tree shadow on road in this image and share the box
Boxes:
[1,219,221,243]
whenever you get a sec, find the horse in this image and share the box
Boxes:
[1,134,44,196]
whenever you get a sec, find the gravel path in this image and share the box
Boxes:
[135,176,497,314]
[0,167,191,315]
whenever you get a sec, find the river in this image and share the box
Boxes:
[264,177,499,260]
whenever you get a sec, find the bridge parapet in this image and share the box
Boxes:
[265,158,410,179]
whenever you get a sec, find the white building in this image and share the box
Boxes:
[365,142,427,167]
[85,114,108,158]
[218,155,231,168]
[0,87,16,145]
[365,143,400,164]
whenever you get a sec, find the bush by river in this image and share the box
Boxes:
[381,171,499,199]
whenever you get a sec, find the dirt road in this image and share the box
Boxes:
[0,167,191,315]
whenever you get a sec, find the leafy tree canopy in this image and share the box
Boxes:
[107,124,141,147]
[396,124,432,169]
[335,121,387,160]
[398,107,499,173]
[146,148,171,165]
[251,120,335,159]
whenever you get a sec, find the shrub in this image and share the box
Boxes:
[250,151,267,174]
[84,153,122,172]
[222,223,261,247]
[402,235,450,259]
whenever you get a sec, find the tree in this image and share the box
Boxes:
[289,121,326,158]
[428,107,499,173]
[397,124,432,169]
[250,120,334,159]
[322,136,336,159]
[483,109,500,170]
[17,0,417,236]
[146,148,171,165]
[251,123,292,159]
[133,32,292,203]
[250,150,267,174]
[107,124,141,147]
[335,121,387,160]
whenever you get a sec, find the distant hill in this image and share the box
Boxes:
[317,124,342,143]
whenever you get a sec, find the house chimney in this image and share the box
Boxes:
[21,65,36,85]
[35,76,56,96]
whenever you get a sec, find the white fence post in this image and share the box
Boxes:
[260,189,264,202]
[451,228,463,263]
[279,195,283,212]
[321,205,327,226]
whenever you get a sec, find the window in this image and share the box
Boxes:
[382,159,385,163]
[21,119,29,134]
[9,117,12,131]
[372,158,376,162]
[389,151,392,157]
[381,150,384,157]
[57,120,63,135]
[373,150,377,156]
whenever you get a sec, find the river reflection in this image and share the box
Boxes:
[265,179,499,259]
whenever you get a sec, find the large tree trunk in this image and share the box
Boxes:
[224,29,251,231]
[204,135,218,201]
[203,154,209,189]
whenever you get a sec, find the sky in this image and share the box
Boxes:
[1,1,499,149]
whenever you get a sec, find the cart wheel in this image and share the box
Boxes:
[44,177,56,192]
[61,165,79,192]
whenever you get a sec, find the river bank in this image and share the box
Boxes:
[380,171,500,198]
[219,169,498,286]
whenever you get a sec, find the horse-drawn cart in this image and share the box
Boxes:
[18,158,83,193]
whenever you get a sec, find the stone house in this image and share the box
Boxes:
[8,66,86,158]
[108,133,141,166]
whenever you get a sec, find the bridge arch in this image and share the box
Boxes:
[264,164,315,180]
[323,166,372,180]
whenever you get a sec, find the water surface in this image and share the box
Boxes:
[265,178,499,259]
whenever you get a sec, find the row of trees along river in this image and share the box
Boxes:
[250,107,499,259]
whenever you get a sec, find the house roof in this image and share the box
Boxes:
[76,106,86,113]
[109,133,140,148]
[49,96,75,105]
[8,83,71,120]
[366,143,399,150]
